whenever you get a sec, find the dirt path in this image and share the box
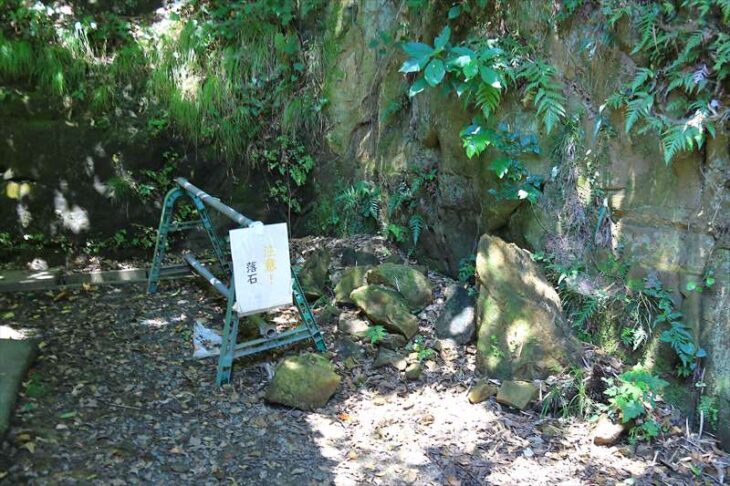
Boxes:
[0,242,727,485]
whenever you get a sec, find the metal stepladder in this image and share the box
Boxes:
[147,177,326,385]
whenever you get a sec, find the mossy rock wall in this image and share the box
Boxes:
[320,0,729,445]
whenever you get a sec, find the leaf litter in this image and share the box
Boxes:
[0,235,727,485]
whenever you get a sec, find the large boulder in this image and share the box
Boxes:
[334,266,371,304]
[349,285,419,339]
[435,285,476,344]
[264,353,341,410]
[298,249,331,299]
[475,234,581,380]
[365,263,433,311]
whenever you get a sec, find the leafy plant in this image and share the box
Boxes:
[255,135,315,225]
[698,395,719,428]
[365,325,387,345]
[518,61,567,134]
[408,335,436,362]
[599,0,728,163]
[603,367,668,443]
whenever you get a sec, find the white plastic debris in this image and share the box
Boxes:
[192,320,222,359]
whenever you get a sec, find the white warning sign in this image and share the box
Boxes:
[230,222,292,316]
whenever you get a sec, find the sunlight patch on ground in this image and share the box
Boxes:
[0,325,34,340]
[306,385,499,484]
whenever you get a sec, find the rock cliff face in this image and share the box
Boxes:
[322,0,728,444]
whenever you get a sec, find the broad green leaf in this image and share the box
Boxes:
[400,58,423,73]
[434,26,451,51]
[402,42,434,59]
[478,47,504,61]
[463,61,479,80]
[448,47,476,68]
[686,281,697,291]
[479,66,502,88]
[452,81,467,97]
[424,59,446,86]
[408,77,428,97]
[620,400,645,422]
[448,6,462,19]
[489,157,512,178]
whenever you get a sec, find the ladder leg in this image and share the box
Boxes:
[292,272,327,352]
[147,188,183,294]
[192,198,231,275]
[216,280,240,385]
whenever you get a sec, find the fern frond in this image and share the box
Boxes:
[629,67,654,92]
[474,83,501,118]
[661,121,703,164]
[719,0,730,23]
[519,61,566,134]
[409,214,425,246]
[624,92,653,132]
[573,297,599,329]
[712,33,730,81]
[631,4,659,55]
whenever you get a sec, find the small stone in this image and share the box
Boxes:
[340,248,379,267]
[373,347,407,371]
[379,333,408,350]
[592,415,625,446]
[435,286,476,344]
[405,363,422,381]
[343,356,358,370]
[495,381,538,410]
[334,336,365,360]
[337,313,371,336]
[468,382,499,404]
[538,423,562,437]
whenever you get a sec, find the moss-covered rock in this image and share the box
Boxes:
[298,248,331,300]
[365,263,433,311]
[475,234,581,380]
[349,285,419,339]
[334,266,371,304]
[495,380,539,410]
[264,353,341,411]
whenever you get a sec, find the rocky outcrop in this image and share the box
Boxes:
[334,266,371,304]
[365,263,433,311]
[475,234,581,380]
[349,285,419,339]
[299,249,332,299]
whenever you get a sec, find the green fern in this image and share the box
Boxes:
[624,92,653,133]
[520,61,566,134]
[712,32,730,81]
[409,214,425,247]
[661,122,703,164]
[631,4,659,55]
[628,67,654,92]
[474,83,501,118]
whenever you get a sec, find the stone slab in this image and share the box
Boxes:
[0,338,39,437]
[0,269,61,291]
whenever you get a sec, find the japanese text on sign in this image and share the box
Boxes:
[230,223,292,315]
